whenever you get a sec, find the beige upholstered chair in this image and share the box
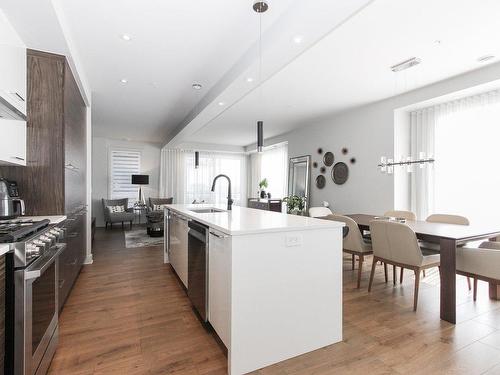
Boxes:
[369,220,440,311]
[426,214,470,225]
[457,241,500,301]
[309,206,333,218]
[382,210,417,283]
[323,214,372,288]
[384,210,417,221]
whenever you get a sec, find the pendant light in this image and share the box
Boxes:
[194,151,199,169]
[254,0,268,153]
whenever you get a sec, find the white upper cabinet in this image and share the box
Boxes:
[0,119,26,166]
[0,10,27,119]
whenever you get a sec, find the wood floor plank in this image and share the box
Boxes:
[48,227,500,375]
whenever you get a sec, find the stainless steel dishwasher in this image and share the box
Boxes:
[187,220,209,321]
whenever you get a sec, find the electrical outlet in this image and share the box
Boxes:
[285,234,302,247]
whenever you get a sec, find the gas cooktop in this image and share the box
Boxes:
[0,218,51,243]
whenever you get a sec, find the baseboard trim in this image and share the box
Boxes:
[84,254,93,264]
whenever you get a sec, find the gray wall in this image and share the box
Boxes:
[254,62,500,215]
[92,137,161,227]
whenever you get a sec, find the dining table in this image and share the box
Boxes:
[347,214,500,324]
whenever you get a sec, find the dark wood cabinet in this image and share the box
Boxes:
[0,49,88,312]
[247,198,282,212]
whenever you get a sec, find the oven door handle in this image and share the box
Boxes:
[25,243,66,281]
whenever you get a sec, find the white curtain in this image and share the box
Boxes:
[160,148,247,206]
[410,108,436,220]
[159,148,187,203]
[410,89,500,222]
[249,143,288,199]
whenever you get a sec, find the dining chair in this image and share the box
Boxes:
[456,241,500,301]
[406,214,471,286]
[382,210,417,284]
[383,210,417,221]
[322,214,372,288]
[309,206,333,218]
[368,220,440,311]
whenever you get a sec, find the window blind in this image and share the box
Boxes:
[109,149,141,202]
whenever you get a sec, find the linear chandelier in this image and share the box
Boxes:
[378,152,435,174]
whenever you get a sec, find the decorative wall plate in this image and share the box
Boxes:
[317,148,323,154]
[320,166,326,174]
[323,151,334,167]
[313,161,318,168]
[332,162,349,185]
[316,175,326,189]
[350,157,356,164]
[342,148,348,155]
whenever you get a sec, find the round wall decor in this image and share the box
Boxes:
[350,157,356,164]
[317,148,323,154]
[332,162,349,185]
[313,161,318,168]
[342,147,348,155]
[320,166,326,174]
[323,151,334,167]
[316,175,326,189]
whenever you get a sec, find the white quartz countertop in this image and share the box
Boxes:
[165,204,344,236]
[0,244,9,256]
[22,215,67,224]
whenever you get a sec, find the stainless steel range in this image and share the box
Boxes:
[2,218,66,375]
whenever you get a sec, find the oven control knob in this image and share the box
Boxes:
[26,244,40,258]
[33,240,46,252]
[39,236,54,246]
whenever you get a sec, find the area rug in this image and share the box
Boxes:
[124,229,163,248]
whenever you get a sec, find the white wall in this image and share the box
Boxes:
[92,137,161,227]
[257,62,500,215]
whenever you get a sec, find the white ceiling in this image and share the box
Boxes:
[56,0,297,143]
[185,0,500,146]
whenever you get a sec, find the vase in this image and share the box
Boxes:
[260,190,266,198]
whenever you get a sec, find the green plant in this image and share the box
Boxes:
[258,178,268,189]
[283,195,306,214]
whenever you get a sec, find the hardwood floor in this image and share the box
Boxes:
[49,228,500,375]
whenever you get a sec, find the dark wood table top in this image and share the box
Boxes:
[347,214,500,243]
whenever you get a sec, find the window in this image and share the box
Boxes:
[250,143,288,199]
[109,149,141,203]
[183,152,247,205]
[410,90,500,224]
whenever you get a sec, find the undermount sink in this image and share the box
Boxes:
[189,208,226,214]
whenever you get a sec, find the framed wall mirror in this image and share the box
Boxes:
[288,155,311,212]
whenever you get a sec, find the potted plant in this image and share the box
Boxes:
[283,195,306,215]
[258,178,268,198]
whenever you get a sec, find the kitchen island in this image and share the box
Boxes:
[164,204,344,375]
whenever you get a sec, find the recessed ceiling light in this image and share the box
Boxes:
[120,78,128,84]
[121,34,131,41]
[218,101,225,106]
[477,55,495,63]
[246,77,254,83]
[192,83,202,90]
[292,35,304,44]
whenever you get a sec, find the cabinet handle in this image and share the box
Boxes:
[210,231,228,239]
[11,156,25,161]
[67,232,79,238]
[59,279,65,289]
[14,92,25,102]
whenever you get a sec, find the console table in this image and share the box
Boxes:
[247,198,282,212]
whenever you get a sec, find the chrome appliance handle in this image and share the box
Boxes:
[25,243,66,280]
[209,231,228,239]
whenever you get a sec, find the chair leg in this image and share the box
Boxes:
[414,269,421,311]
[467,277,472,291]
[122,221,124,229]
[400,267,404,283]
[393,265,397,285]
[422,269,426,278]
[473,278,478,301]
[110,222,112,229]
[357,255,363,289]
[105,222,108,230]
[384,263,388,283]
[352,254,355,270]
[368,257,377,292]
[130,220,133,229]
